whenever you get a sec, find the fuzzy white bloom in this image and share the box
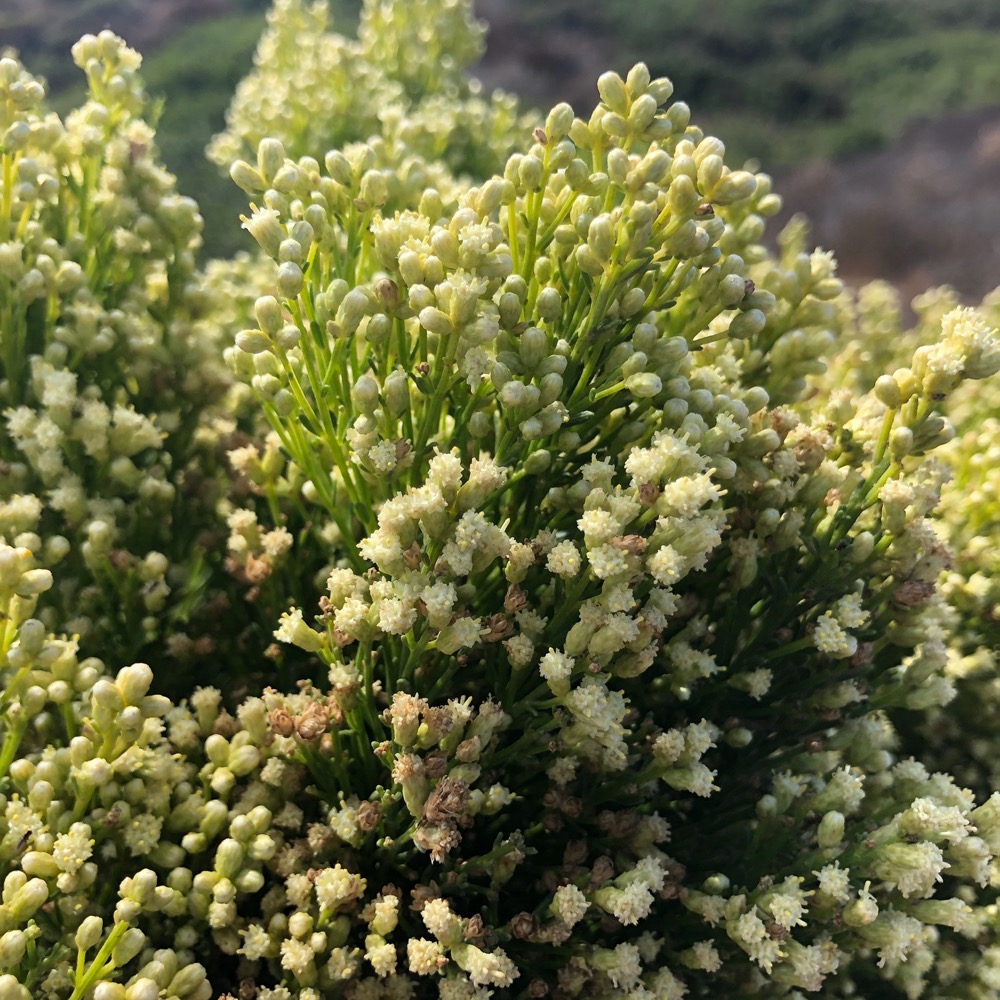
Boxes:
[239,923,274,961]
[648,545,685,586]
[52,823,94,874]
[407,938,446,975]
[366,939,397,976]
[315,864,366,911]
[546,539,582,578]
[814,863,852,903]
[40,367,78,409]
[334,596,371,638]
[832,592,868,630]
[453,943,518,988]
[262,527,294,557]
[122,814,163,856]
[422,898,461,943]
[327,568,369,606]
[281,937,316,977]
[562,677,629,770]
[503,634,534,668]
[657,474,722,518]
[377,597,418,635]
[550,883,589,928]
[766,892,807,930]
[732,911,783,972]
[812,612,857,658]
[421,581,457,628]
[441,510,511,576]
[539,648,575,695]
[587,543,629,580]
[578,508,620,544]
[873,841,949,898]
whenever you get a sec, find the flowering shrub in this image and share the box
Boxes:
[1,1,1000,998]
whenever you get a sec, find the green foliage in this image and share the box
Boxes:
[1,3,1000,999]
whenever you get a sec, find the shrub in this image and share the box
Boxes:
[1,2,999,998]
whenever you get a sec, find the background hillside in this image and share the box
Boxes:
[3,0,999,296]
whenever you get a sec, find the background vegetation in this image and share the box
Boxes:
[3,0,999,258]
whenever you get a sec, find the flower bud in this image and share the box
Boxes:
[112,927,146,967]
[873,374,902,409]
[257,138,285,184]
[7,878,47,919]
[545,102,575,141]
[0,976,30,1000]
[0,931,26,967]
[817,811,845,849]
[277,261,304,298]
[597,71,628,114]
[728,309,766,340]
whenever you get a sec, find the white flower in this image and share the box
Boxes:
[503,633,534,668]
[369,440,398,473]
[832,592,868,629]
[366,939,397,977]
[280,937,316,977]
[407,938,445,975]
[550,883,589,928]
[52,822,94,874]
[40,367,77,409]
[377,596,418,635]
[587,543,629,579]
[239,923,274,961]
[315,864,366,911]
[546,539,582,578]
[578,508,620,544]
[648,545,685,586]
[812,612,857,658]
[122,814,163,856]
[539,648,575,694]
[274,606,325,652]
[814,863,851,903]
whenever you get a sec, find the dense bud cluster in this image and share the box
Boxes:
[0,34,237,664]
[1,1,999,998]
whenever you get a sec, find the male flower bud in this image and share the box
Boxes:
[587,216,615,264]
[628,92,658,132]
[0,931,26,967]
[597,71,628,114]
[7,878,46,920]
[383,370,410,416]
[817,811,845,849]
[236,330,271,354]
[352,374,379,414]
[545,102,575,141]
[257,138,285,184]
[359,170,388,209]
[112,927,146,966]
[728,309,766,340]
[337,288,369,335]
[277,261,304,298]
[229,160,267,194]
[518,156,543,192]
[874,374,903,409]
[0,976,30,1000]
[626,373,662,398]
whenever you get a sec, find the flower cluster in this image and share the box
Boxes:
[0,37,237,666]
[1,0,999,997]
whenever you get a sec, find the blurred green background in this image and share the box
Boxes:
[3,0,1000,280]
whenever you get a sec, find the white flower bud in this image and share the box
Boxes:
[597,71,628,114]
[256,138,285,183]
[230,160,265,194]
[0,976,30,1000]
[0,931,26,967]
[166,964,208,998]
